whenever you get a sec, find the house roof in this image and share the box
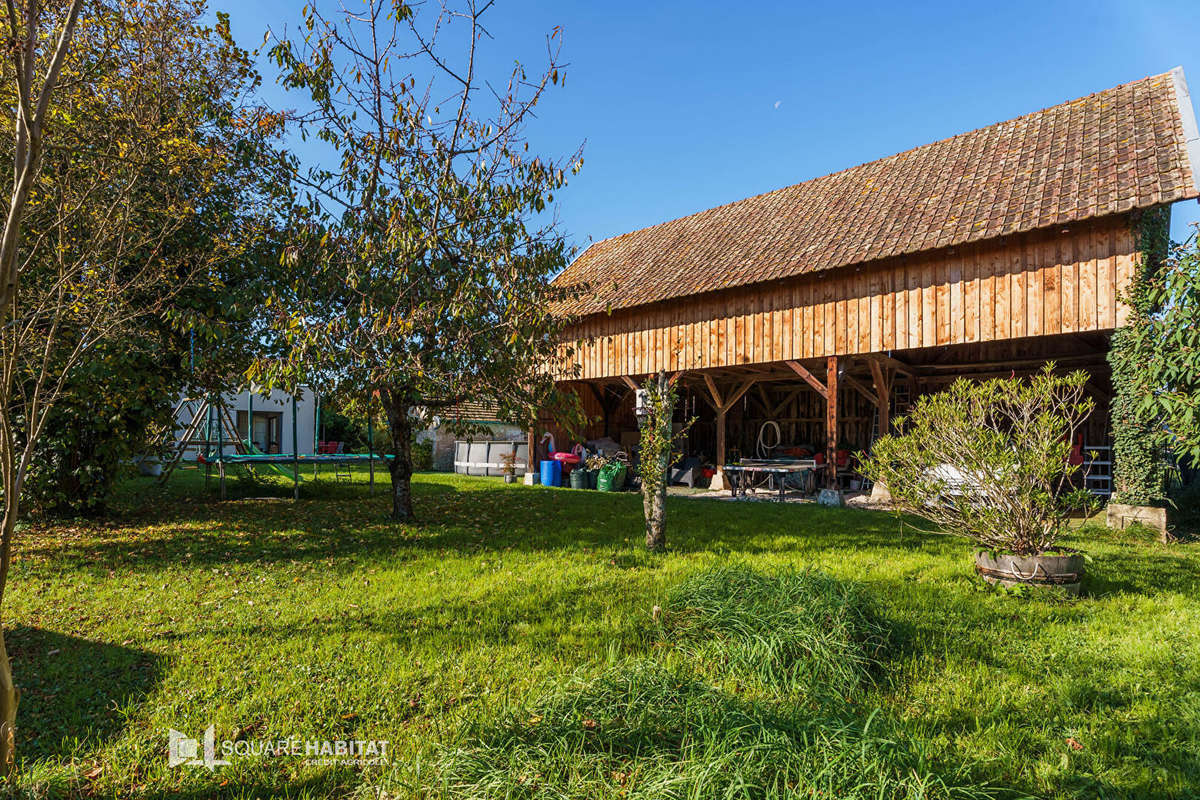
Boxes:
[554,68,1200,317]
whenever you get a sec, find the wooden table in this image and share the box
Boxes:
[723,459,818,500]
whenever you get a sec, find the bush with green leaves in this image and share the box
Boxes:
[860,367,1097,557]
[1111,224,1200,492]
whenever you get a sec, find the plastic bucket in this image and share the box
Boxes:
[540,459,562,487]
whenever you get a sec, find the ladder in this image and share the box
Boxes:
[1082,444,1112,498]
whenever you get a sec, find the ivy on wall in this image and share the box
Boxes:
[1107,207,1170,506]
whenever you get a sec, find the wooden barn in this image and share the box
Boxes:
[539,69,1200,494]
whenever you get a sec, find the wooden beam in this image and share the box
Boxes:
[668,371,683,387]
[842,374,878,406]
[770,386,805,418]
[527,427,536,472]
[712,406,728,490]
[870,353,918,378]
[619,375,638,391]
[722,379,756,412]
[921,354,1100,372]
[702,373,723,410]
[826,355,839,487]
[784,360,828,400]
[868,358,890,435]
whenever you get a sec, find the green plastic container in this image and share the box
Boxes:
[568,468,588,489]
[597,463,626,492]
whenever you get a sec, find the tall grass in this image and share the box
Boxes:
[428,567,1004,800]
[431,661,1001,800]
[659,564,889,701]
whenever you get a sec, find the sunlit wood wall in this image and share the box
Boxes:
[557,215,1137,381]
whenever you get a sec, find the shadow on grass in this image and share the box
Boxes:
[22,478,952,577]
[8,627,164,761]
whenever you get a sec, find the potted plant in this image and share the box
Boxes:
[860,366,1098,594]
[499,452,518,484]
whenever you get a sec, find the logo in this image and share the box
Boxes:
[168,726,231,770]
[167,726,389,769]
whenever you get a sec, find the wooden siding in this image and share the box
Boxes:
[558,217,1137,381]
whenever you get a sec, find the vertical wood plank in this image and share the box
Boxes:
[1080,227,1097,331]
[1098,225,1116,328]
[963,250,978,343]
[980,249,995,343]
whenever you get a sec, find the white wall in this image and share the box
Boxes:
[173,385,318,458]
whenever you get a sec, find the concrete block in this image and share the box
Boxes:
[1106,502,1169,541]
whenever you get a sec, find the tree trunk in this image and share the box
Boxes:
[0,506,18,776]
[384,392,414,521]
[0,626,17,777]
[643,474,667,551]
[643,370,671,552]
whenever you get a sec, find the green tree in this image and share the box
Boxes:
[0,0,282,769]
[261,0,582,520]
[1109,209,1172,505]
[1115,226,1200,474]
[636,371,690,552]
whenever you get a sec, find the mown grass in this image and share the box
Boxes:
[5,466,1200,798]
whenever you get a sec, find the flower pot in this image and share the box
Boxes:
[503,474,516,484]
[974,551,1084,595]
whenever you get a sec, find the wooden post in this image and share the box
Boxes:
[291,391,299,501]
[367,409,375,492]
[868,358,890,437]
[713,408,727,490]
[701,374,756,493]
[527,426,536,475]
[826,355,839,488]
[217,397,226,501]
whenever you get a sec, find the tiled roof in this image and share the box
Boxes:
[555,69,1200,316]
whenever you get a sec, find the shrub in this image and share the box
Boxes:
[411,435,434,471]
[431,661,998,800]
[658,564,887,700]
[860,367,1097,557]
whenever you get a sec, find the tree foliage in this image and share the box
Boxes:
[1108,208,1172,505]
[860,368,1097,557]
[0,0,286,769]
[1112,223,1200,476]
[16,2,288,516]
[260,0,583,520]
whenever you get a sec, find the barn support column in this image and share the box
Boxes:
[826,355,839,487]
[712,408,727,490]
[702,374,755,492]
[526,427,536,474]
[867,357,891,437]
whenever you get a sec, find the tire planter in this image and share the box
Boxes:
[974,551,1084,595]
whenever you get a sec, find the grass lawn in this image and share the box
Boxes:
[7,467,1200,798]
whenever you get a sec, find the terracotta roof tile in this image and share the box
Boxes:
[556,71,1200,316]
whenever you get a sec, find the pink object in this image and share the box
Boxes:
[553,451,580,464]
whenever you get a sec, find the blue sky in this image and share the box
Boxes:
[216,0,1200,251]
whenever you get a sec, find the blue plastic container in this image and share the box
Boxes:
[540,459,562,487]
